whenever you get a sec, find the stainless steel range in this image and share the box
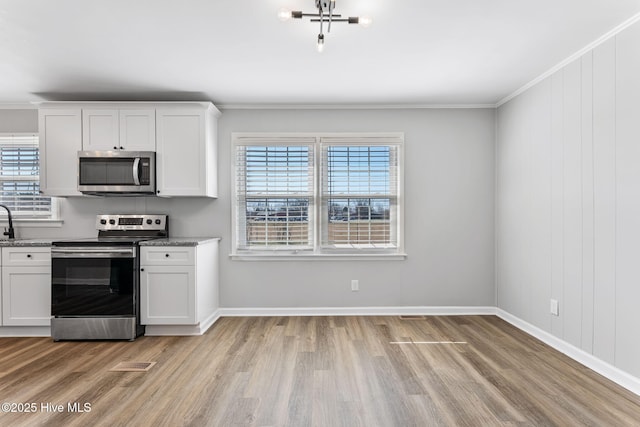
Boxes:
[51,214,168,341]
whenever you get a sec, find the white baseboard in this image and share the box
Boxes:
[496,309,640,396]
[144,310,222,336]
[218,306,497,317]
[199,309,222,333]
[0,326,50,337]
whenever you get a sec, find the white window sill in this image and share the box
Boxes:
[230,252,407,261]
[0,218,63,228]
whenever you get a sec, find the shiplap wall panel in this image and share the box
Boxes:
[498,19,640,379]
[592,38,616,365]
[550,71,565,338]
[529,78,553,332]
[581,52,595,355]
[615,22,640,378]
[562,59,584,349]
[520,88,534,324]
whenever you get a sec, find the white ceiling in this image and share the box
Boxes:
[1,0,640,107]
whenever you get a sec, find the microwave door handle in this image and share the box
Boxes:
[132,157,141,186]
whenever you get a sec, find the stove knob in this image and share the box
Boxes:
[146,219,153,225]
[155,219,161,224]
[109,219,116,225]
[100,219,107,225]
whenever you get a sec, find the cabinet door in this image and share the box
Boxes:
[82,109,120,150]
[38,108,83,196]
[155,109,207,196]
[140,265,195,324]
[120,109,156,151]
[2,267,51,326]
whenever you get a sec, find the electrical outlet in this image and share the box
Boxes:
[550,299,559,316]
[351,279,359,292]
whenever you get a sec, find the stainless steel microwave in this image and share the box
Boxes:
[78,151,156,195]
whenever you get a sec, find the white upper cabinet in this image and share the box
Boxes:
[119,109,156,151]
[82,109,118,150]
[156,104,219,197]
[82,108,155,151]
[38,102,219,198]
[38,108,83,196]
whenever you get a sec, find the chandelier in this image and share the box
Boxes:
[279,0,372,52]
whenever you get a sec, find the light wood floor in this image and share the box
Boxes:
[1,316,639,426]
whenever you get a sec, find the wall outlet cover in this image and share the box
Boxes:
[550,299,559,316]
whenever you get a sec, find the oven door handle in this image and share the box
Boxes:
[51,247,136,258]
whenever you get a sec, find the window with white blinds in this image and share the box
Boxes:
[234,138,315,250]
[232,133,403,257]
[321,138,400,249]
[0,134,54,217]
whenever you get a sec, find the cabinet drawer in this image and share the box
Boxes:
[141,247,194,266]
[2,247,51,267]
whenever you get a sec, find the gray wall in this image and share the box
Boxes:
[0,109,38,132]
[1,107,496,309]
[216,109,495,308]
[496,20,640,377]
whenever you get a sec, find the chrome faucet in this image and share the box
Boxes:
[0,204,15,240]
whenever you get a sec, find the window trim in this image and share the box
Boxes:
[0,132,60,223]
[231,132,406,260]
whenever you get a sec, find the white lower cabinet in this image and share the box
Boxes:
[140,240,219,334]
[1,247,51,326]
[141,264,196,324]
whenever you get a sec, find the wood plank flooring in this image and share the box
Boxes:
[1,315,639,426]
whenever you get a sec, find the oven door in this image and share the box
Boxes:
[51,246,138,317]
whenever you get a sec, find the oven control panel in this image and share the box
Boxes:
[96,214,168,231]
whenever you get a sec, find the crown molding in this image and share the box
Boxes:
[497,11,640,107]
[218,103,497,110]
[0,101,498,111]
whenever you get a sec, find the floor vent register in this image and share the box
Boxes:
[110,361,157,372]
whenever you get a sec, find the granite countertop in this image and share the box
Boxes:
[0,237,221,247]
[139,237,221,247]
[0,239,53,247]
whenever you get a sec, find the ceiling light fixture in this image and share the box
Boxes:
[279,1,371,52]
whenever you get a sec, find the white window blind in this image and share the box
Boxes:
[320,137,401,249]
[0,134,53,217]
[232,133,403,257]
[234,138,315,250]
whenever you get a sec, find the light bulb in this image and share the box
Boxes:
[317,34,325,53]
[359,16,372,28]
[278,8,292,21]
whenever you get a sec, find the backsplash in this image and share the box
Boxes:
[5,196,222,240]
